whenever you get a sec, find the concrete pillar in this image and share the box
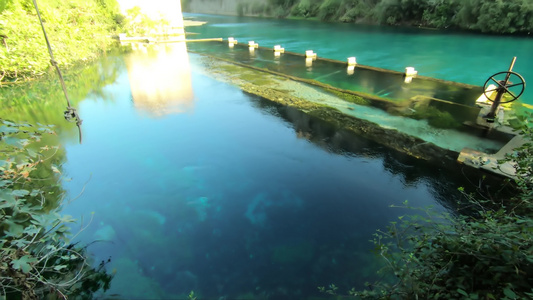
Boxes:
[405,67,418,76]
[305,50,317,58]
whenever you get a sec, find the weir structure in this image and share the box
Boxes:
[184,39,527,179]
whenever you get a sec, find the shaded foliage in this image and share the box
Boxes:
[233,0,533,34]
[320,115,533,299]
[0,120,113,299]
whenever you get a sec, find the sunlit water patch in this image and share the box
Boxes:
[59,47,482,299]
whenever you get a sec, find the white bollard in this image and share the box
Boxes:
[405,67,418,76]
[228,37,235,43]
[404,76,413,83]
[305,57,313,67]
[347,57,357,66]
[274,45,285,53]
[248,41,259,48]
[274,51,281,57]
[305,50,317,58]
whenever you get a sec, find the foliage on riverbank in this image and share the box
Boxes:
[0,119,113,298]
[228,0,533,35]
[321,117,533,299]
[0,0,123,83]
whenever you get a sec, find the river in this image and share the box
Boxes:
[1,15,527,300]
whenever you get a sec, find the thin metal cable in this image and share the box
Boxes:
[32,0,83,144]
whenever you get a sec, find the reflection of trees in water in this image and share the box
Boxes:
[251,96,506,210]
[0,52,125,138]
[0,121,112,298]
[0,52,126,207]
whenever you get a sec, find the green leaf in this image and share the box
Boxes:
[503,288,517,299]
[53,265,67,271]
[0,125,19,134]
[11,255,37,274]
[5,220,25,237]
[3,136,23,148]
[26,148,38,158]
[0,190,16,208]
[11,189,30,197]
[51,165,61,174]
[457,289,468,296]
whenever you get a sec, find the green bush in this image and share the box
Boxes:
[0,0,122,82]
[317,0,342,20]
[273,5,288,18]
[251,1,267,15]
[339,2,372,23]
[291,0,319,17]
[265,0,533,34]
[422,0,460,28]
[321,115,533,299]
[0,119,113,298]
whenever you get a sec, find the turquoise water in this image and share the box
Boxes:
[186,14,533,106]
[187,40,483,104]
[52,48,489,299]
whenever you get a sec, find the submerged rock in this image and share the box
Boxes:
[93,224,116,241]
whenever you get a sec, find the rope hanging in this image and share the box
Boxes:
[32,0,83,144]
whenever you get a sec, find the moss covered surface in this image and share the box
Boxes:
[196,57,458,165]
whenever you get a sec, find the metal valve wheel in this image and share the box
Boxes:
[483,71,526,104]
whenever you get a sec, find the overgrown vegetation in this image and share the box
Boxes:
[0,119,113,299]
[320,115,533,299]
[224,0,533,34]
[0,0,124,83]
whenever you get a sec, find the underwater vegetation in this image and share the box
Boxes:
[405,106,461,129]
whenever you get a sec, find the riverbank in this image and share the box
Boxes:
[184,0,533,35]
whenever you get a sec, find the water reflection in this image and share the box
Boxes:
[250,96,473,209]
[125,42,194,117]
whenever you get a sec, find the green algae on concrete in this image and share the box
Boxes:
[235,75,458,164]
[322,87,371,106]
[191,54,507,163]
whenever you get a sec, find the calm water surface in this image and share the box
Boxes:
[52,46,484,299]
[186,14,533,106]
[4,17,523,299]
